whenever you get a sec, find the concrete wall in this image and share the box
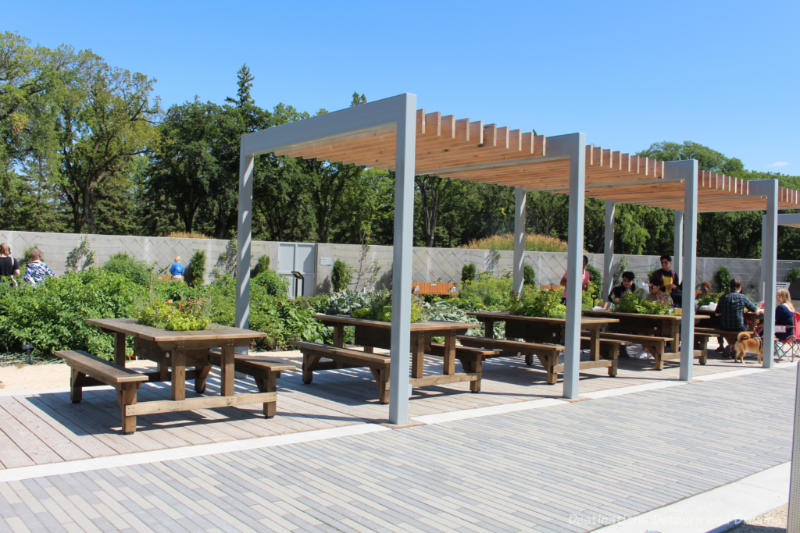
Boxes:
[2,230,797,299]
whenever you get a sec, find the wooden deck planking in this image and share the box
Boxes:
[0,398,91,463]
[0,401,63,465]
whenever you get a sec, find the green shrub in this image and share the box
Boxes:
[714,266,732,293]
[523,264,536,286]
[457,273,513,310]
[136,297,210,331]
[252,268,289,298]
[508,287,566,318]
[586,263,602,287]
[615,290,671,315]
[186,250,206,287]
[787,267,800,283]
[461,263,476,282]
[103,253,151,286]
[331,259,352,292]
[251,255,270,277]
[65,237,95,272]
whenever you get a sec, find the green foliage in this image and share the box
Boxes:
[0,269,142,358]
[714,266,732,293]
[186,250,206,287]
[102,253,150,286]
[348,291,423,323]
[457,273,513,310]
[251,268,289,298]
[136,297,210,331]
[614,290,671,315]
[331,259,352,292]
[461,263,477,282]
[697,292,720,307]
[787,268,800,283]
[251,255,270,277]
[586,264,601,288]
[523,264,536,286]
[65,237,95,272]
[508,287,567,318]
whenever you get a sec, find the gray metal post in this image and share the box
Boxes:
[762,215,767,302]
[666,160,698,381]
[751,179,779,367]
[548,133,586,399]
[602,201,615,302]
[673,210,684,280]
[388,93,417,425]
[513,187,526,295]
[789,363,800,531]
[235,152,255,330]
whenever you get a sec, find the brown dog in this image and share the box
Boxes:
[734,331,763,364]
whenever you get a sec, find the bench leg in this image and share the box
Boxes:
[261,372,278,417]
[376,367,389,404]
[303,354,321,384]
[537,353,557,384]
[524,354,533,366]
[117,384,139,434]
[608,356,618,377]
[70,368,84,403]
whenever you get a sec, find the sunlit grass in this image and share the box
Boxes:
[167,231,211,239]
[461,233,568,252]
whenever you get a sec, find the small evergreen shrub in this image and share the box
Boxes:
[523,264,536,286]
[714,266,732,293]
[65,237,95,272]
[331,259,352,292]
[787,267,800,283]
[252,268,289,298]
[186,250,206,287]
[461,263,476,282]
[252,255,270,277]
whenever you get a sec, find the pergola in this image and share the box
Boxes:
[236,93,800,424]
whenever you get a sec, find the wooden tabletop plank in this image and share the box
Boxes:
[86,318,267,342]
[468,311,618,326]
[315,314,476,332]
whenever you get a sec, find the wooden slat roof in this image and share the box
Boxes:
[273,109,799,213]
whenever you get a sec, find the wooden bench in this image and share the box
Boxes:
[55,349,148,434]
[597,332,706,369]
[581,335,629,360]
[695,327,742,356]
[457,335,617,384]
[207,349,296,417]
[412,282,458,296]
[292,341,392,403]
[427,343,498,392]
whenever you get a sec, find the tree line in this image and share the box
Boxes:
[2,31,799,259]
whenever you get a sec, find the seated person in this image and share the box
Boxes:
[775,288,795,341]
[608,271,636,304]
[646,283,671,305]
[716,278,762,333]
[650,254,681,306]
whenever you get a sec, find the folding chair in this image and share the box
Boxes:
[773,311,800,362]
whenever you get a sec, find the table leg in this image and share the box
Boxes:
[171,351,186,401]
[444,334,456,375]
[591,329,601,361]
[411,335,425,379]
[484,319,495,339]
[220,344,235,396]
[114,332,126,366]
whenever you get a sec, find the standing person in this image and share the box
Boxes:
[23,248,55,286]
[0,243,20,286]
[560,255,590,304]
[716,279,763,333]
[608,271,637,304]
[169,256,185,281]
[650,255,681,306]
[775,288,795,341]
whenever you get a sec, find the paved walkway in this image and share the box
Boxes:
[0,364,796,532]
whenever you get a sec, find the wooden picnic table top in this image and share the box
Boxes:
[86,317,267,343]
[468,310,618,326]
[315,314,476,332]
[583,309,710,322]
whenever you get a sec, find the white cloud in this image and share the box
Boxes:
[770,161,789,167]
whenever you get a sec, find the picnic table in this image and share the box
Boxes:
[313,314,477,392]
[469,311,618,360]
[72,318,282,432]
[583,309,709,351]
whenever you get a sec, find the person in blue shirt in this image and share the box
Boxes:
[23,248,56,286]
[169,256,185,281]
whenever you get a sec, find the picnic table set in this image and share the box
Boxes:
[54,301,722,434]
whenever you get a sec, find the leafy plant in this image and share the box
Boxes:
[457,273,513,310]
[348,291,423,322]
[103,253,150,286]
[508,287,566,318]
[251,255,270,277]
[714,266,732,293]
[523,264,536,286]
[461,263,476,282]
[614,290,671,315]
[586,263,602,287]
[787,267,800,283]
[697,292,720,307]
[186,250,206,287]
[251,268,289,298]
[137,297,210,331]
[331,259,352,292]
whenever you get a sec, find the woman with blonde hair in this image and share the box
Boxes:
[775,288,795,341]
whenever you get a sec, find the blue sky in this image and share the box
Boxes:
[5,0,799,174]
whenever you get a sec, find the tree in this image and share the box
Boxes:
[56,48,158,233]
[415,174,454,247]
